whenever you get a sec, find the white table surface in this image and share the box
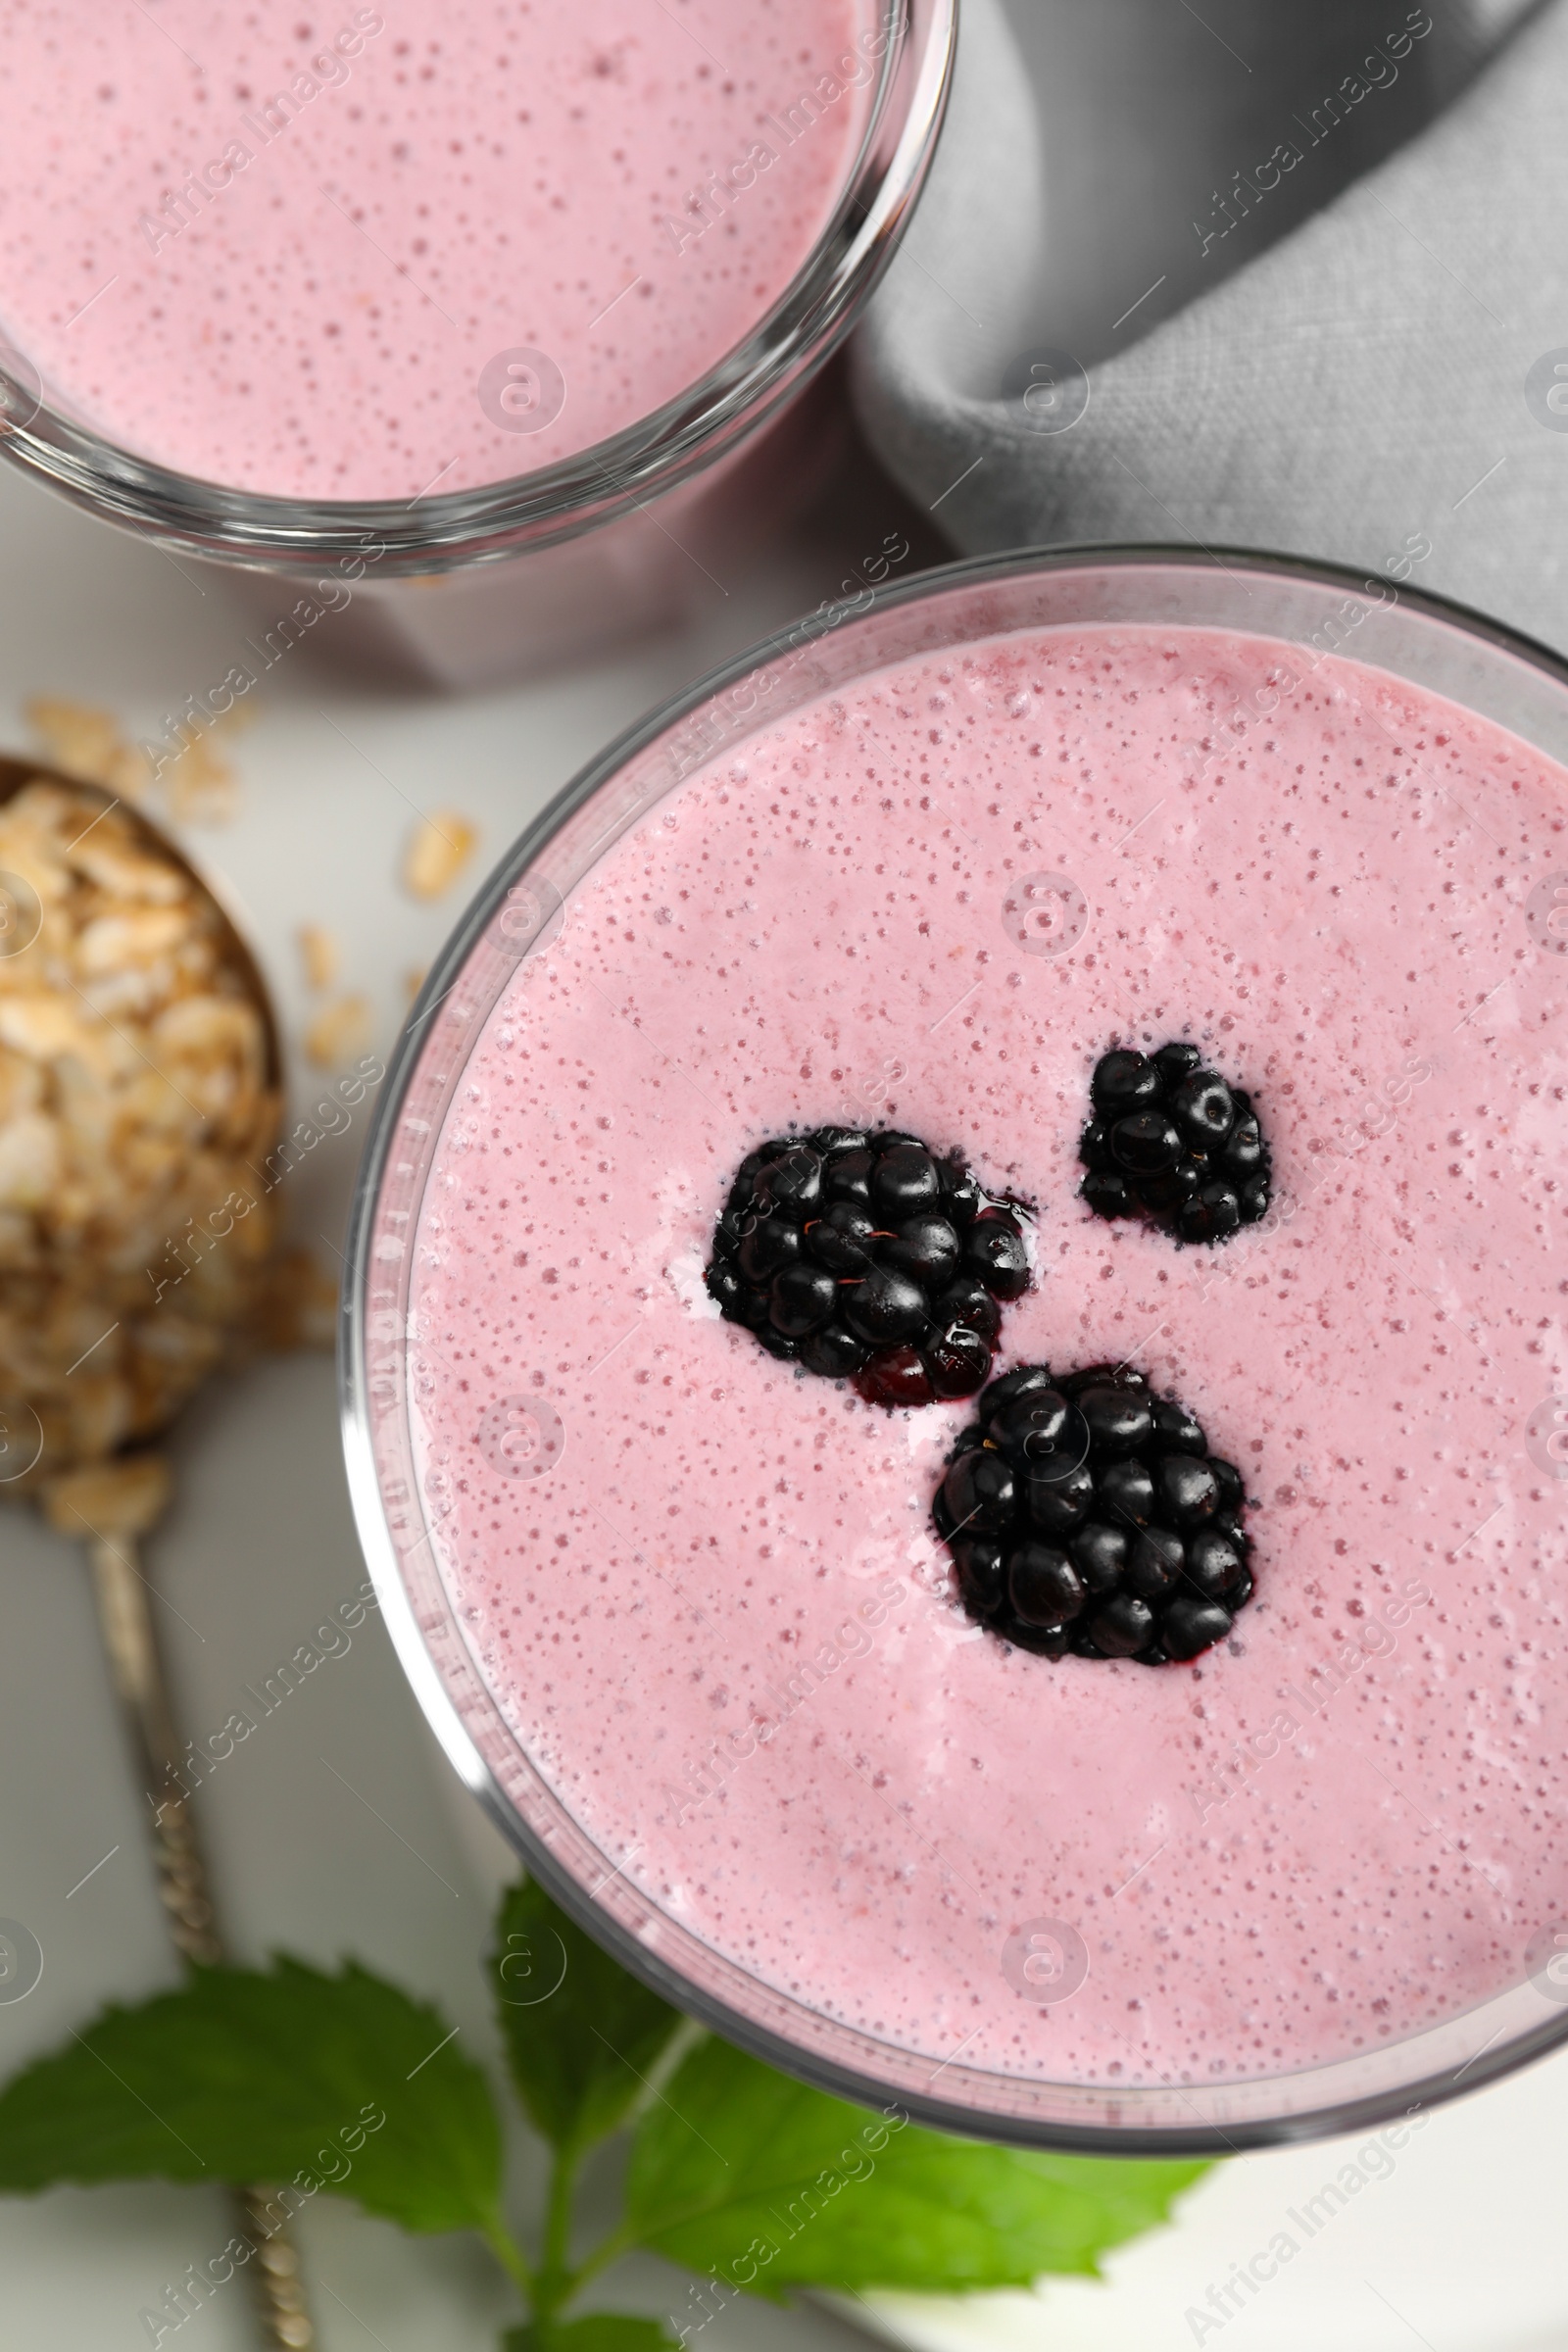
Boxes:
[1,436,1565,2352]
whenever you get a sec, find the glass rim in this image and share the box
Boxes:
[340,540,1568,2152]
[0,0,953,579]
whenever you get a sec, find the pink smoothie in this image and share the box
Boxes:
[408,622,1568,2088]
[0,1,876,500]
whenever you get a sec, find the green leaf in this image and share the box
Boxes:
[490,1880,683,2154]
[623,2037,1207,2295]
[0,1957,503,2237]
[505,2317,677,2352]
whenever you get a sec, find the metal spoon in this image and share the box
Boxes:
[0,756,314,2350]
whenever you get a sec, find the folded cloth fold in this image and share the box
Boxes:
[854,0,1568,653]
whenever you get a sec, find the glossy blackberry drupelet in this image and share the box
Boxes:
[932,1361,1255,1663]
[1079,1042,1272,1242]
[706,1129,1032,1405]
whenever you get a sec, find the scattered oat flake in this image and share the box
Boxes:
[162,731,238,827]
[24,698,151,799]
[403,963,428,1004]
[402,810,476,901]
[297,922,340,992]
[304,993,371,1069]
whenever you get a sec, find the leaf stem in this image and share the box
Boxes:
[482,2211,535,2300]
[561,2220,636,2296]
[533,2141,585,2321]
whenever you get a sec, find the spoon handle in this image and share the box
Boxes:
[85,1530,317,2350]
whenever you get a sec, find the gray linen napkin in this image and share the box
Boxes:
[854,0,1568,652]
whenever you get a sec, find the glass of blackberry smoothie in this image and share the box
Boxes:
[0,0,951,684]
[344,547,1568,2149]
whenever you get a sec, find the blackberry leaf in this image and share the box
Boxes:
[505,2320,678,2352]
[490,1880,683,2154]
[0,1957,501,2236]
[622,2034,1207,2293]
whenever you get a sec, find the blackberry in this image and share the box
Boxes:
[1079,1043,1272,1242]
[706,1128,1033,1403]
[929,1274,1002,1343]
[932,1361,1255,1664]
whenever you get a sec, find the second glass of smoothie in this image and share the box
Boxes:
[0,0,952,681]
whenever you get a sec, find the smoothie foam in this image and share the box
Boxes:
[409,622,1568,2088]
[0,0,874,499]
